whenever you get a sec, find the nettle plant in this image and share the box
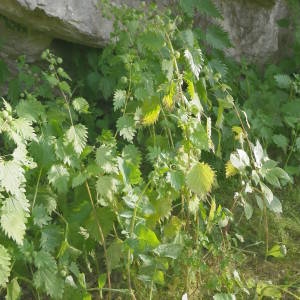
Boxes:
[0,2,290,300]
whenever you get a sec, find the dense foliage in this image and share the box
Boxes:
[0,0,299,299]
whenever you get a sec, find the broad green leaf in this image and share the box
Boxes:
[230,149,250,170]
[268,196,282,213]
[186,162,215,197]
[65,124,88,154]
[135,224,160,250]
[244,201,253,220]
[260,182,273,205]
[141,98,161,126]
[6,278,21,300]
[0,244,11,287]
[153,270,165,285]
[98,274,107,289]
[267,244,286,258]
[107,240,123,271]
[12,118,36,141]
[32,205,51,228]
[274,74,291,89]
[139,31,165,51]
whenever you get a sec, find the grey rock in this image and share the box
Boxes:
[214,0,289,62]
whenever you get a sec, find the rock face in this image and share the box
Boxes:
[215,0,289,63]
[0,0,292,69]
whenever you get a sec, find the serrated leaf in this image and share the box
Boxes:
[12,118,36,142]
[95,145,117,174]
[274,74,291,89]
[230,149,250,170]
[85,207,115,241]
[139,31,165,51]
[186,162,215,197]
[195,0,222,18]
[65,124,88,154]
[72,97,89,114]
[72,172,88,188]
[206,25,231,50]
[1,196,29,245]
[33,251,64,299]
[184,49,203,79]
[117,115,136,142]
[48,165,70,194]
[58,81,71,96]
[32,205,51,228]
[16,96,45,121]
[113,90,126,111]
[96,175,118,200]
[0,160,25,195]
[135,224,160,250]
[0,244,11,287]
[213,294,236,300]
[122,144,142,166]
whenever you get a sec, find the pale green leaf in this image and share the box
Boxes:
[1,196,29,245]
[6,278,21,300]
[116,115,136,142]
[72,97,89,114]
[0,244,11,287]
[95,145,117,174]
[65,124,88,154]
[186,162,215,197]
[113,90,126,111]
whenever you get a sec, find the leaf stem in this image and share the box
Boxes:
[85,181,112,300]
[31,168,43,210]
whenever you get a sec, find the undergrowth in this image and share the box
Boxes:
[0,0,299,299]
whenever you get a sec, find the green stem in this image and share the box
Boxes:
[126,181,152,300]
[85,181,112,300]
[31,168,43,210]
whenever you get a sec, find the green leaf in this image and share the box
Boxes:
[272,134,289,152]
[96,175,118,200]
[98,273,107,289]
[267,244,286,258]
[184,49,203,79]
[153,270,165,285]
[268,196,282,213]
[117,115,136,142]
[113,90,126,111]
[0,244,11,287]
[186,162,215,197]
[107,240,123,271]
[244,202,253,220]
[58,81,71,96]
[135,224,160,250]
[85,207,115,241]
[213,294,236,300]
[154,244,183,259]
[1,196,29,245]
[12,118,36,142]
[48,164,70,194]
[195,0,222,18]
[96,145,117,174]
[122,144,142,166]
[274,74,291,89]
[260,182,273,205]
[206,25,231,50]
[16,96,45,121]
[33,251,64,299]
[65,124,88,154]
[72,172,88,188]
[166,170,184,191]
[72,97,89,114]
[0,160,25,195]
[139,31,165,51]
[6,278,21,300]
[32,205,51,228]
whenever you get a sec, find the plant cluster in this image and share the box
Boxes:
[0,0,298,299]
